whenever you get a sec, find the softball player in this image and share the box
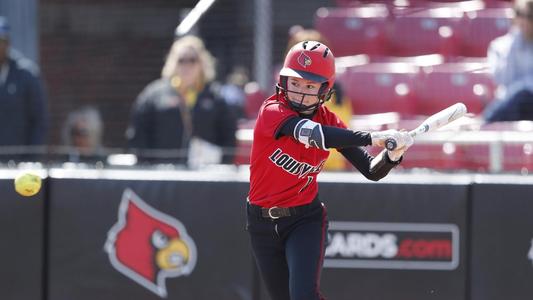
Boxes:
[246,41,413,300]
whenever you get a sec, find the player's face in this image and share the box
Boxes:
[286,76,322,113]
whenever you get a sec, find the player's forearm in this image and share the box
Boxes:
[368,150,401,180]
[340,147,399,181]
[277,117,372,148]
[323,126,372,148]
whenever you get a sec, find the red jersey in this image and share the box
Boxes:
[248,94,347,208]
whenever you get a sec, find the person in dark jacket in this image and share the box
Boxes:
[126,35,238,166]
[0,16,48,162]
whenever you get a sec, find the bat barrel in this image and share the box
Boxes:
[382,102,467,151]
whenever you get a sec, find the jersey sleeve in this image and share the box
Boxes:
[256,102,297,138]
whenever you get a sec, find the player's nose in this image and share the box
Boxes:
[291,86,304,93]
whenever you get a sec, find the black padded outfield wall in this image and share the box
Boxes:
[470,182,533,300]
[0,175,45,300]
[318,182,469,300]
[46,175,252,300]
[3,169,533,300]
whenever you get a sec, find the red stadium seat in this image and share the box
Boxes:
[387,119,471,170]
[387,6,464,57]
[243,82,267,120]
[336,62,419,116]
[335,0,507,9]
[367,53,445,65]
[503,144,533,173]
[458,143,533,173]
[363,143,468,171]
[478,121,533,172]
[336,0,485,9]
[483,0,513,8]
[425,0,480,2]
[234,120,255,165]
[334,0,389,6]
[406,0,485,11]
[399,143,472,170]
[414,60,496,115]
[314,5,390,56]
[459,7,513,57]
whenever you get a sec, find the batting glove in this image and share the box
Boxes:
[370,129,401,148]
[387,131,414,161]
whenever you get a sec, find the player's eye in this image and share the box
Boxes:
[152,230,169,249]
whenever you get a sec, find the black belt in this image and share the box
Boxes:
[248,196,320,220]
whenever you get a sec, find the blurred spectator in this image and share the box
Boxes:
[126,35,238,167]
[483,0,533,123]
[0,16,48,161]
[62,106,105,163]
[284,26,353,171]
[220,65,248,120]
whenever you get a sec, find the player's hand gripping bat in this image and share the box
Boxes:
[385,102,468,151]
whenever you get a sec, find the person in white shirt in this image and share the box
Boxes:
[483,0,533,123]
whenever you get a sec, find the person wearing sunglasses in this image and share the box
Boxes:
[126,35,238,166]
[62,106,105,163]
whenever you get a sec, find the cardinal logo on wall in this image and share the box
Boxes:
[105,188,197,298]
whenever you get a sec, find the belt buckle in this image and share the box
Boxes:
[268,206,281,219]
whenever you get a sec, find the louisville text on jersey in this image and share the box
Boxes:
[269,148,325,178]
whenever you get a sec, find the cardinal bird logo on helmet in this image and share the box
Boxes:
[105,188,197,298]
[297,52,312,68]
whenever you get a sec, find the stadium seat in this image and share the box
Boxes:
[478,121,533,172]
[483,0,513,8]
[234,120,255,165]
[388,119,470,170]
[349,112,401,131]
[460,7,513,57]
[407,0,485,11]
[243,82,267,120]
[363,142,468,171]
[387,6,464,57]
[335,0,508,9]
[458,142,533,173]
[314,5,390,56]
[367,53,445,65]
[336,0,485,8]
[414,60,496,115]
[336,62,419,116]
[503,144,533,173]
[399,143,471,170]
[334,0,389,6]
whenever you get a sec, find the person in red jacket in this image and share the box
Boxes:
[246,41,413,300]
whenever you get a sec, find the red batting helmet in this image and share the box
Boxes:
[279,40,335,93]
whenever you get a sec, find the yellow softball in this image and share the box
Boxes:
[14,172,42,197]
